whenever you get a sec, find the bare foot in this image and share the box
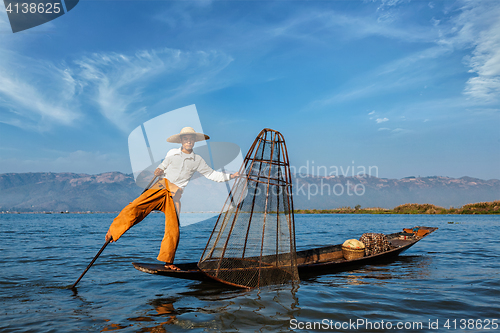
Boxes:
[164,263,181,271]
[105,230,114,243]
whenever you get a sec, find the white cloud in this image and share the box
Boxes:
[152,0,214,29]
[463,15,500,102]
[464,77,500,102]
[267,5,438,46]
[73,48,232,131]
[307,44,452,110]
[0,52,81,131]
[376,117,389,123]
[375,0,410,11]
[306,0,500,110]
[444,0,500,102]
[0,47,233,132]
[377,126,411,135]
[1,2,233,132]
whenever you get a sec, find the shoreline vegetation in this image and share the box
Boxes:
[294,201,500,215]
[1,201,499,215]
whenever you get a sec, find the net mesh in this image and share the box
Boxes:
[198,129,299,288]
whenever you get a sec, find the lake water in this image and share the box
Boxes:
[1,213,499,332]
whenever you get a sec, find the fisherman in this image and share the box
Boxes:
[105,127,239,270]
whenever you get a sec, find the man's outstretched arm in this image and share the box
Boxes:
[197,158,239,182]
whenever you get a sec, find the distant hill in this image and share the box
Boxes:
[0,172,141,212]
[292,175,500,210]
[0,172,498,212]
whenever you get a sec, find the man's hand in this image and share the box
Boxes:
[154,168,164,177]
[105,230,114,243]
[230,172,240,179]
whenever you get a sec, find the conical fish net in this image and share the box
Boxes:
[198,129,299,288]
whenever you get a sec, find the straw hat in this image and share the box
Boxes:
[167,127,210,143]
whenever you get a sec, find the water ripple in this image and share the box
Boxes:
[0,213,499,332]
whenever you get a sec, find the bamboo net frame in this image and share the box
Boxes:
[198,129,299,288]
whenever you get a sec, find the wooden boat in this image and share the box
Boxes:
[133,226,437,285]
[132,130,439,288]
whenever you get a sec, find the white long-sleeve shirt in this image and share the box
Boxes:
[157,148,231,189]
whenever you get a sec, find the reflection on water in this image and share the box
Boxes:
[96,253,437,332]
[179,286,298,332]
[101,322,132,331]
[101,298,179,332]
[1,214,499,332]
[98,284,301,332]
[301,254,433,289]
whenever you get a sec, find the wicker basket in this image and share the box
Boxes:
[342,246,365,260]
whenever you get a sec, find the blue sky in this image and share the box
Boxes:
[0,0,499,180]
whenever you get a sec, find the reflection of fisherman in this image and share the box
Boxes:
[105,127,239,270]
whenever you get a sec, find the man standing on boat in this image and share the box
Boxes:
[105,127,239,271]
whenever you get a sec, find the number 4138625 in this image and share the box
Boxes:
[444,319,498,330]
[5,2,62,14]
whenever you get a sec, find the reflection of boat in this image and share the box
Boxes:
[133,226,437,285]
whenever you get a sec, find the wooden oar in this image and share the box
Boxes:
[142,175,159,193]
[70,175,159,289]
[70,237,112,290]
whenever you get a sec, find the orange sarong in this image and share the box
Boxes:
[108,179,181,263]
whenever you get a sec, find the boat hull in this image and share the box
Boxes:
[132,226,437,284]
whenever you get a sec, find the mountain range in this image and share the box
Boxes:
[0,172,498,212]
